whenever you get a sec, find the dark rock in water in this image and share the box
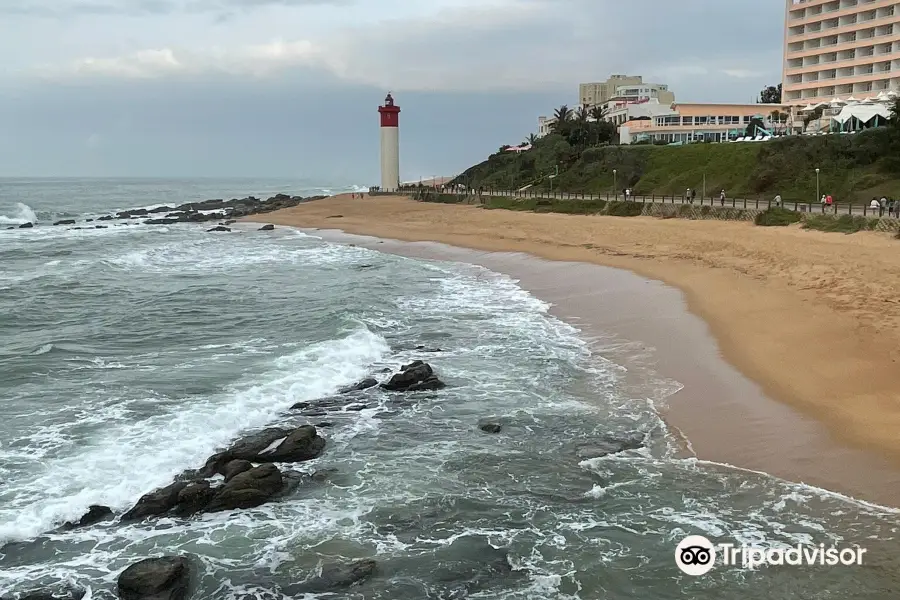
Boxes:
[172,481,216,517]
[258,224,274,231]
[262,425,326,462]
[148,206,174,213]
[118,556,191,600]
[315,421,334,428]
[205,464,283,512]
[61,504,113,529]
[224,220,237,225]
[207,225,231,232]
[339,377,378,393]
[290,401,311,410]
[381,361,446,392]
[285,559,377,595]
[97,215,115,221]
[18,587,86,600]
[300,409,328,417]
[94,225,107,229]
[121,481,188,521]
[18,222,34,228]
[144,218,179,225]
[575,433,645,460]
[344,404,370,412]
[202,426,326,476]
[85,218,94,222]
[478,421,502,434]
[415,345,442,352]
[223,459,254,482]
[6,226,14,229]
[53,219,76,226]
[116,208,148,218]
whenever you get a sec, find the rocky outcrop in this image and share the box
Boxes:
[478,420,502,434]
[205,464,283,512]
[122,482,189,521]
[61,505,113,530]
[53,219,76,226]
[284,559,377,595]
[258,224,274,231]
[222,459,253,482]
[207,226,231,232]
[117,556,191,600]
[575,433,645,460]
[18,222,34,228]
[82,194,325,227]
[380,361,446,392]
[201,425,326,476]
[120,426,326,521]
[339,378,378,393]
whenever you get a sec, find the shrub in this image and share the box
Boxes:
[606,202,645,217]
[754,207,802,226]
[802,214,878,233]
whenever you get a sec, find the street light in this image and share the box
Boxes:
[815,167,820,205]
[613,169,618,199]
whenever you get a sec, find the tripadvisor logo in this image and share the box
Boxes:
[675,535,867,575]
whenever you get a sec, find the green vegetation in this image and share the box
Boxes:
[451,104,900,204]
[755,207,802,226]
[802,214,879,234]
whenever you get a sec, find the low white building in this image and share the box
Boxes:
[602,98,676,128]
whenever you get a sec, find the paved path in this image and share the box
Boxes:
[467,190,897,218]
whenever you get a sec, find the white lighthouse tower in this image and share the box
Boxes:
[378,93,401,192]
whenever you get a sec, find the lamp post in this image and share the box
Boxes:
[815,168,820,206]
[613,169,618,199]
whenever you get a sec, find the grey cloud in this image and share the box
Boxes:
[0,76,559,178]
[0,0,349,17]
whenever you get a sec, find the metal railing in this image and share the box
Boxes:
[437,188,900,218]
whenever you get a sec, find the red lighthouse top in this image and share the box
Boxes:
[378,92,400,128]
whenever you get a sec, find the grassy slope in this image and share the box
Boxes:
[452,128,900,204]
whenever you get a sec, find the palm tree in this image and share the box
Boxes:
[525,133,538,145]
[588,106,605,121]
[553,105,572,123]
[575,105,590,122]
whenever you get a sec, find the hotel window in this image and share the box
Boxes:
[696,116,708,124]
[682,116,694,125]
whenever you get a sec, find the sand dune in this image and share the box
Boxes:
[247,194,900,465]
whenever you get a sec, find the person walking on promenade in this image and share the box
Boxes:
[719,189,726,206]
[774,194,782,207]
[690,188,696,204]
[869,197,880,214]
[880,196,888,217]
[825,195,833,210]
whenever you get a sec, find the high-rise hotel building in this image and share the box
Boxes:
[782,0,900,104]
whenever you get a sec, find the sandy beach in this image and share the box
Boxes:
[245,193,900,503]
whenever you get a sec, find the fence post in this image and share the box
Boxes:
[744,197,747,209]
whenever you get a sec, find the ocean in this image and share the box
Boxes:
[0,178,898,599]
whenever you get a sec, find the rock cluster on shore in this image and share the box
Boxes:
[6,360,458,600]
[6,194,321,232]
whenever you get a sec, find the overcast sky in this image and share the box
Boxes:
[0,0,785,182]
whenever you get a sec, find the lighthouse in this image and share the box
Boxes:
[378,93,401,192]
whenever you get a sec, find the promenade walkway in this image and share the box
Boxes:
[466,189,899,218]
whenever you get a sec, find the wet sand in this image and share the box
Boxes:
[244,194,900,506]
